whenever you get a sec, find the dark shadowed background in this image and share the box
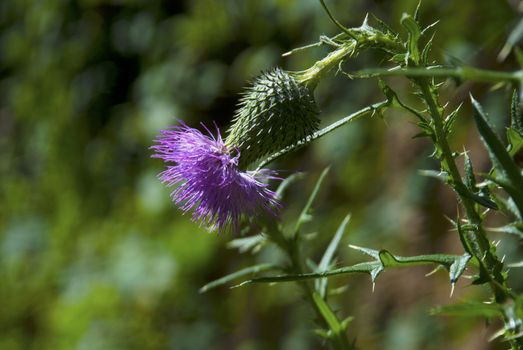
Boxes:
[1,0,523,349]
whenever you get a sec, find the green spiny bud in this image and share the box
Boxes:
[225,68,320,168]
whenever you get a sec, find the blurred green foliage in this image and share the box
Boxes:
[1,0,522,349]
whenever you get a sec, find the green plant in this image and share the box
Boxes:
[195,1,523,349]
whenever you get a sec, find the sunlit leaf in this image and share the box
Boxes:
[316,214,352,298]
[294,167,330,235]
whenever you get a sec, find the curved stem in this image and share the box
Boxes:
[295,41,356,88]
[256,100,388,170]
[318,0,357,41]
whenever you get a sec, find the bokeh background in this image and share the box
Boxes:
[2,0,523,349]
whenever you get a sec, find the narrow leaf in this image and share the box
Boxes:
[312,292,342,333]
[498,17,523,61]
[471,96,523,216]
[421,32,435,66]
[488,222,523,238]
[510,89,523,135]
[431,300,502,318]
[312,292,352,349]
[200,263,278,293]
[319,214,352,271]
[295,167,330,234]
[276,172,304,198]
[455,184,498,210]
[419,169,449,182]
[464,153,476,189]
[316,214,352,298]
[243,261,380,284]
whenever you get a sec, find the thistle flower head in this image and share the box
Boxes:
[225,68,320,168]
[151,122,279,232]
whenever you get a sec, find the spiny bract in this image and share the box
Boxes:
[226,68,320,168]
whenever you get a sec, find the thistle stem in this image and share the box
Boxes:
[356,66,523,86]
[295,41,356,88]
[415,77,509,300]
[416,78,523,349]
[256,100,389,170]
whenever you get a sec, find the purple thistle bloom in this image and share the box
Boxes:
[151,122,280,232]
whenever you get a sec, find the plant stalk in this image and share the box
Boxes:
[416,77,523,349]
[256,100,388,170]
[357,66,523,86]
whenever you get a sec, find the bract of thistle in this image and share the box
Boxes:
[151,122,280,232]
[226,68,320,168]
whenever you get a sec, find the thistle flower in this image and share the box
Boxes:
[151,122,279,232]
[226,68,320,168]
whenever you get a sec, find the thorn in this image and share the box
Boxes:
[231,281,250,289]
[362,13,370,27]
[372,281,376,293]
[450,283,455,298]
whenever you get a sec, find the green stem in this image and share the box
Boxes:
[415,78,509,301]
[416,78,523,350]
[356,66,523,86]
[295,41,356,88]
[256,100,388,170]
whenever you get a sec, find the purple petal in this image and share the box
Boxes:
[151,122,280,232]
